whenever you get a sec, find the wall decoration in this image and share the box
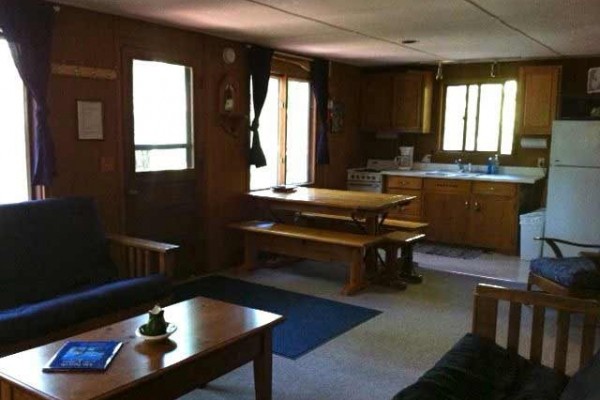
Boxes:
[587,67,600,94]
[218,74,246,137]
[77,100,104,140]
[329,100,344,133]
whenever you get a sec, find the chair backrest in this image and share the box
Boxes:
[472,284,600,375]
[0,197,117,310]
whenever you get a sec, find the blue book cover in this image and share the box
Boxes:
[43,341,122,372]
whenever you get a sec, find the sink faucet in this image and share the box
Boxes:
[455,158,465,172]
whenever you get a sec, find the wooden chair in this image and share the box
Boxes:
[527,237,600,299]
[473,283,600,374]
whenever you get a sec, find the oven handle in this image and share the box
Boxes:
[347,182,381,188]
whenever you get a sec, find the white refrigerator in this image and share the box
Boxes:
[544,120,600,257]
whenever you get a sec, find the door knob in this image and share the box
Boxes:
[474,201,481,211]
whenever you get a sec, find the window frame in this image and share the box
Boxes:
[249,63,316,191]
[131,58,194,173]
[439,77,517,155]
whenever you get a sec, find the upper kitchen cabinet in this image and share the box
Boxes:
[360,73,393,131]
[360,70,433,133]
[392,71,433,133]
[517,65,561,135]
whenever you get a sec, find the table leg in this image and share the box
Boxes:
[364,215,379,276]
[254,330,273,400]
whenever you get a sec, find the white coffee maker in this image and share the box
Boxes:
[394,146,414,170]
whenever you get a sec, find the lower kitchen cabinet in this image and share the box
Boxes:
[385,176,541,254]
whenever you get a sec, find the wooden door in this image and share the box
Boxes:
[517,65,561,135]
[422,191,470,244]
[360,73,393,131]
[122,48,200,277]
[467,195,517,253]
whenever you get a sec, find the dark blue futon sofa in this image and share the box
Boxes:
[0,197,177,355]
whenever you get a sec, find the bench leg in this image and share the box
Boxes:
[239,235,258,272]
[398,243,423,284]
[341,249,367,296]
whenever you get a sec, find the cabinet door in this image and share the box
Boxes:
[392,71,433,133]
[517,65,560,135]
[467,195,517,253]
[360,73,393,131]
[422,191,470,244]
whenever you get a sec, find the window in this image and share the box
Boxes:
[132,59,193,172]
[250,75,313,191]
[442,80,517,155]
[0,38,29,204]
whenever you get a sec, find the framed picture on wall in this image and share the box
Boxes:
[587,67,600,94]
[77,100,104,140]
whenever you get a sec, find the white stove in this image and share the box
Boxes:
[347,159,397,193]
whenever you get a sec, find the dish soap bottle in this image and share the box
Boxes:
[487,157,494,174]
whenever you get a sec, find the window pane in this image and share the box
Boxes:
[0,40,29,204]
[476,84,502,152]
[250,77,281,190]
[442,86,467,151]
[464,85,479,151]
[501,80,517,155]
[133,59,193,171]
[135,148,189,172]
[285,80,310,185]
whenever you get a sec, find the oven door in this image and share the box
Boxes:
[347,181,382,193]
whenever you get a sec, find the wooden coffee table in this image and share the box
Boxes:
[0,296,283,400]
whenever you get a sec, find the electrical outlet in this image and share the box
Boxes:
[537,157,546,168]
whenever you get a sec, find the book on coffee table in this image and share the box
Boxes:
[43,340,122,372]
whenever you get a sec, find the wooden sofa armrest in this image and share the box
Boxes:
[534,237,600,258]
[106,234,179,278]
[472,284,600,374]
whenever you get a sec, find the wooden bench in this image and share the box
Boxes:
[229,220,385,295]
[297,211,428,232]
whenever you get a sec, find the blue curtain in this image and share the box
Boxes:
[0,0,55,186]
[310,59,330,164]
[248,46,273,168]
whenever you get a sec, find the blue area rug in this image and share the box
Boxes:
[173,275,382,359]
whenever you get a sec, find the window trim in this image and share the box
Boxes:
[439,78,516,155]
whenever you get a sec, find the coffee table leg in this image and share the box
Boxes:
[254,330,273,400]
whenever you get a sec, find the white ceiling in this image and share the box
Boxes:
[52,0,600,66]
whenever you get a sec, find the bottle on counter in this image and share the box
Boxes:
[493,154,500,174]
[487,157,493,174]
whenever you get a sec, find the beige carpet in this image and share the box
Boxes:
[179,260,593,400]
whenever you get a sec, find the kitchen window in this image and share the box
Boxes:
[0,38,30,204]
[132,59,193,172]
[442,80,517,155]
[249,75,313,191]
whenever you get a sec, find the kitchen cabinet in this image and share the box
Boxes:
[517,65,561,135]
[360,71,433,132]
[360,73,393,131]
[385,176,423,221]
[422,179,522,254]
[422,179,471,244]
[392,71,433,133]
[466,182,518,252]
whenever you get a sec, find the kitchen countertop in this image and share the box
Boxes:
[381,163,546,184]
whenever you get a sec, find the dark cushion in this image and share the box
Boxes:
[0,198,118,310]
[560,350,600,400]
[530,257,600,290]
[0,274,169,344]
[393,333,567,400]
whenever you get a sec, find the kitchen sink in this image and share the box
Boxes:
[423,171,482,177]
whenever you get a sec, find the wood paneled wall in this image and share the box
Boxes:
[364,58,600,166]
[45,6,361,274]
